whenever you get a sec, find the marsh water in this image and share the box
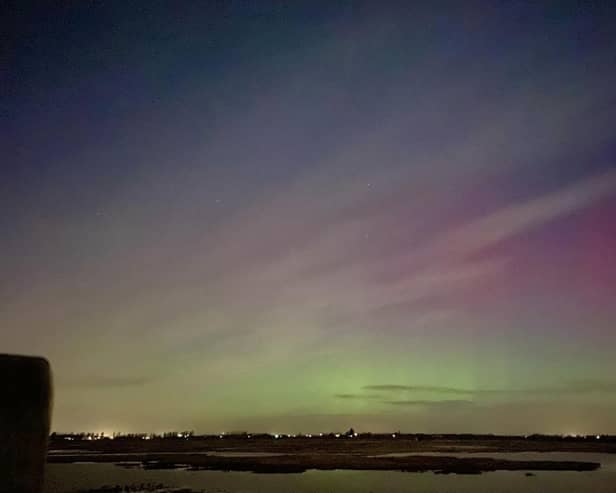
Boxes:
[45,452,616,493]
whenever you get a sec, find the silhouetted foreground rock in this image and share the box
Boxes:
[49,452,600,475]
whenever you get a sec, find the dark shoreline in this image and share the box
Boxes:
[48,452,601,475]
[48,436,610,475]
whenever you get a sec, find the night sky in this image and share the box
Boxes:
[2,2,616,435]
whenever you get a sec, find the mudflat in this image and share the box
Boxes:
[48,436,613,474]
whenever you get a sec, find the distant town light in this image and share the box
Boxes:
[335,433,340,438]
[392,434,397,438]
[274,434,280,439]
[596,435,601,440]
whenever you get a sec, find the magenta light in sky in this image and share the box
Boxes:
[2,2,616,435]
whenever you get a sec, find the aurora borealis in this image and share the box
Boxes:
[2,2,616,435]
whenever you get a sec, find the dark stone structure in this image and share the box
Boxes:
[0,354,52,493]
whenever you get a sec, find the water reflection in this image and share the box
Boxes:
[46,455,616,493]
[371,452,616,472]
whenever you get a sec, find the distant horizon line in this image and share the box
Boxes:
[49,430,614,439]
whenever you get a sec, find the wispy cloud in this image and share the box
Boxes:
[363,385,474,395]
[361,380,616,397]
[434,169,616,257]
[206,168,616,339]
[383,399,474,408]
[334,393,382,400]
[61,375,155,389]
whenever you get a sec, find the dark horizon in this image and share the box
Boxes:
[49,430,615,439]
